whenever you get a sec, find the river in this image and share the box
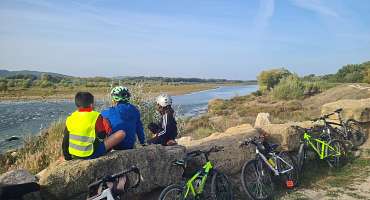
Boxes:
[0,85,257,152]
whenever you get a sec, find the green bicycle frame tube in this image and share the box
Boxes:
[184,161,213,198]
[303,132,341,159]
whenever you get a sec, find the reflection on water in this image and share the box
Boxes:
[0,85,257,152]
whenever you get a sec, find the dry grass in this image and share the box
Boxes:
[0,120,65,174]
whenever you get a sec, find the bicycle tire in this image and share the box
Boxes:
[326,139,347,168]
[240,159,274,200]
[346,119,367,147]
[277,152,299,188]
[296,143,306,177]
[158,184,188,200]
[210,170,233,200]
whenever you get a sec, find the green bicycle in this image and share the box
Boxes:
[158,146,233,200]
[292,126,347,174]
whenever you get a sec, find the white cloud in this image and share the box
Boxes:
[254,0,275,31]
[291,0,339,17]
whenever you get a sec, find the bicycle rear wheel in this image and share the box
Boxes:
[158,184,187,200]
[346,119,367,147]
[277,152,299,188]
[240,159,274,200]
[326,140,347,168]
[210,170,233,200]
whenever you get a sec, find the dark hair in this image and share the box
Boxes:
[158,105,174,115]
[75,92,94,108]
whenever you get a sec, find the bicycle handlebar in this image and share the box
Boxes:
[173,146,224,167]
[311,108,344,122]
[88,166,141,189]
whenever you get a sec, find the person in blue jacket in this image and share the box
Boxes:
[101,86,146,150]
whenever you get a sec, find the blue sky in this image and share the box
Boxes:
[0,0,369,80]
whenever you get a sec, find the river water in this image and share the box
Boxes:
[0,85,257,152]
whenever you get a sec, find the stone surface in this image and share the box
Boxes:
[321,98,370,122]
[254,112,271,128]
[38,145,186,200]
[257,121,313,151]
[0,169,41,200]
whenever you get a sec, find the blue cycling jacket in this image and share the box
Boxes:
[101,102,145,150]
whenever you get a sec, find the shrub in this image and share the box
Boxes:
[272,75,305,100]
[0,79,8,92]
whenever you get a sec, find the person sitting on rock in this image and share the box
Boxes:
[62,92,126,160]
[101,86,146,150]
[147,94,178,146]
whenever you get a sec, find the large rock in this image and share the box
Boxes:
[0,169,41,200]
[321,98,370,122]
[322,98,370,147]
[38,145,185,200]
[256,121,313,151]
[179,124,258,175]
[254,113,271,128]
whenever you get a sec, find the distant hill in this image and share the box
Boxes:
[0,69,257,83]
[0,69,70,78]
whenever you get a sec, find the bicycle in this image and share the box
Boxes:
[292,125,347,174]
[239,136,298,200]
[316,108,367,148]
[158,146,233,200]
[86,166,141,200]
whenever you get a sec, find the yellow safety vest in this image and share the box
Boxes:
[66,110,100,157]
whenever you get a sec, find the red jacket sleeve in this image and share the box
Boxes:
[95,115,112,136]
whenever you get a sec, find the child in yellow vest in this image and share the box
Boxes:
[62,92,126,160]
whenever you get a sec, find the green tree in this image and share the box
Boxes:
[22,79,32,88]
[0,79,8,92]
[257,68,291,91]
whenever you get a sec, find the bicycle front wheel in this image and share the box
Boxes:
[240,159,274,200]
[326,140,347,168]
[158,184,186,200]
[211,170,233,200]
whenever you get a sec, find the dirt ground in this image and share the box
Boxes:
[280,138,370,200]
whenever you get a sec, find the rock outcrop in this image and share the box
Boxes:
[256,121,313,151]
[38,145,185,200]
[178,124,258,175]
[321,98,370,123]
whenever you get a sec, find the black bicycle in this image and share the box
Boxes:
[239,136,298,200]
[86,166,141,200]
[316,108,367,148]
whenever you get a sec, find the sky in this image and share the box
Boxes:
[0,0,370,80]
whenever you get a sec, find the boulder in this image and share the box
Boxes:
[38,145,186,200]
[321,98,370,122]
[179,124,258,175]
[256,121,313,151]
[254,113,271,128]
[0,169,37,184]
[0,169,41,200]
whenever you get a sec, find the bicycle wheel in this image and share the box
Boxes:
[240,159,274,200]
[296,144,306,176]
[326,140,347,168]
[210,170,233,200]
[346,119,367,147]
[277,152,299,188]
[158,184,187,200]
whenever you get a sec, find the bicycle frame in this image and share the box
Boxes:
[255,147,293,176]
[183,161,213,198]
[303,132,341,159]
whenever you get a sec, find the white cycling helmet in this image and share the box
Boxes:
[156,94,172,107]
